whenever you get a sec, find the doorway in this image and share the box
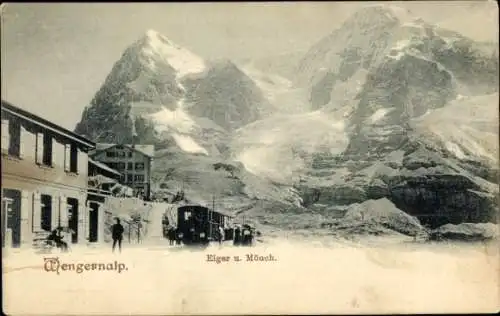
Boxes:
[67,198,79,243]
[88,202,99,242]
[2,189,22,248]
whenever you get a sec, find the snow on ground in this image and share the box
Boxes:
[147,106,196,134]
[144,203,169,240]
[392,39,411,51]
[342,198,423,236]
[444,141,467,160]
[142,29,206,79]
[172,133,209,155]
[369,108,394,123]
[3,237,499,314]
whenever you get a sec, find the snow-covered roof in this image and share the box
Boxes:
[1,100,95,148]
[88,158,122,176]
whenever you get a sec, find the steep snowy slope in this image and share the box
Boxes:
[231,111,348,184]
[412,93,499,166]
[238,64,311,115]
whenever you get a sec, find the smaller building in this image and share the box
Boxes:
[89,143,154,200]
[88,158,126,195]
[1,100,95,248]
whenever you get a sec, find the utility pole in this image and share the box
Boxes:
[128,221,131,243]
[137,223,140,244]
[131,115,137,198]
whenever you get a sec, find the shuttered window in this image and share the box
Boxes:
[59,196,68,227]
[43,134,53,166]
[19,126,25,159]
[1,119,9,151]
[51,138,57,167]
[36,133,44,164]
[64,144,71,172]
[32,192,42,232]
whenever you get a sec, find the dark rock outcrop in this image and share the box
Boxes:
[429,223,499,241]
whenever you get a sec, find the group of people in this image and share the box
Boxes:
[44,218,125,253]
[44,218,257,254]
[233,225,254,246]
[164,225,226,246]
[166,226,183,246]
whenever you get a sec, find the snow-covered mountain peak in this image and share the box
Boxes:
[144,29,163,40]
[136,29,206,78]
[345,4,414,29]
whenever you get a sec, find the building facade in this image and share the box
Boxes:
[1,101,100,248]
[90,143,154,200]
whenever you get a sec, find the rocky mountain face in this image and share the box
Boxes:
[74,29,301,216]
[289,5,499,229]
[296,5,498,110]
[183,60,270,132]
[75,30,270,143]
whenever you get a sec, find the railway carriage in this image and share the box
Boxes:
[177,205,233,245]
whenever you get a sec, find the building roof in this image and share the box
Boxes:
[90,143,155,158]
[1,100,95,148]
[88,158,122,176]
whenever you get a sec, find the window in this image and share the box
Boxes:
[2,189,21,247]
[67,198,79,243]
[8,119,21,157]
[106,151,116,158]
[65,144,78,173]
[1,119,9,152]
[134,174,145,182]
[70,144,78,173]
[135,163,145,170]
[117,162,125,170]
[127,162,133,170]
[118,151,126,158]
[36,133,45,165]
[128,152,133,158]
[37,133,53,166]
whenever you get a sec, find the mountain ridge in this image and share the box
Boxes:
[74,7,499,231]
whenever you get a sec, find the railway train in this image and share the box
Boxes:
[173,204,257,246]
[176,205,235,246]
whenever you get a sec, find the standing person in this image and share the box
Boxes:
[218,226,225,245]
[175,228,182,245]
[112,218,124,253]
[234,226,241,246]
[168,227,176,246]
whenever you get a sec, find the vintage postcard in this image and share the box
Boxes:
[1,1,499,315]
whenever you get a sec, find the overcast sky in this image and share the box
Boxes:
[1,1,497,130]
